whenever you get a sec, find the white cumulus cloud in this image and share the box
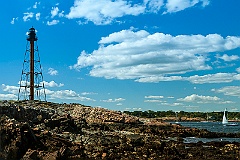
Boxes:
[187,73,240,84]
[145,95,164,99]
[33,2,40,9]
[101,98,125,102]
[48,68,58,75]
[2,84,19,94]
[81,92,98,95]
[66,0,146,25]
[23,12,34,22]
[10,17,18,24]
[47,89,95,101]
[47,20,59,26]
[51,7,60,18]
[178,94,220,103]
[71,29,240,82]
[178,94,233,104]
[236,67,240,73]
[42,81,64,88]
[137,76,183,83]
[214,86,240,97]
[36,13,41,21]
[217,54,239,62]
[66,0,209,25]
[1,83,93,102]
[0,94,18,100]
[144,0,164,13]
[144,100,165,103]
[18,0,210,25]
[164,0,210,14]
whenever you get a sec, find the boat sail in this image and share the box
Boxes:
[222,108,228,124]
[222,108,238,126]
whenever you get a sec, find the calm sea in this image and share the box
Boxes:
[172,121,240,143]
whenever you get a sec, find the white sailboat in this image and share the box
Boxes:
[222,108,238,126]
[222,108,228,124]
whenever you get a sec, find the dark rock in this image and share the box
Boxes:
[0,100,239,160]
[21,149,39,160]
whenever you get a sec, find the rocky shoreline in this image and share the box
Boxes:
[0,100,239,160]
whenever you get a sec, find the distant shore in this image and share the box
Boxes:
[123,110,240,122]
[159,117,240,122]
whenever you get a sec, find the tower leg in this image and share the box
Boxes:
[30,41,34,100]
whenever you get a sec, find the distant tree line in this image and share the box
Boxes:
[123,110,240,121]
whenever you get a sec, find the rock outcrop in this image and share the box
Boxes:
[0,100,239,160]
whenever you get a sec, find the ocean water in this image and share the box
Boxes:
[183,137,240,143]
[175,121,240,133]
[172,121,240,143]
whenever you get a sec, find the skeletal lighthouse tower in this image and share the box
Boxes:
[18,27,46,101]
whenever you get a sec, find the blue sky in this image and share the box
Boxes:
[1,0,240,112]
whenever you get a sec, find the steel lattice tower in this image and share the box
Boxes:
[18,27,46,101]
